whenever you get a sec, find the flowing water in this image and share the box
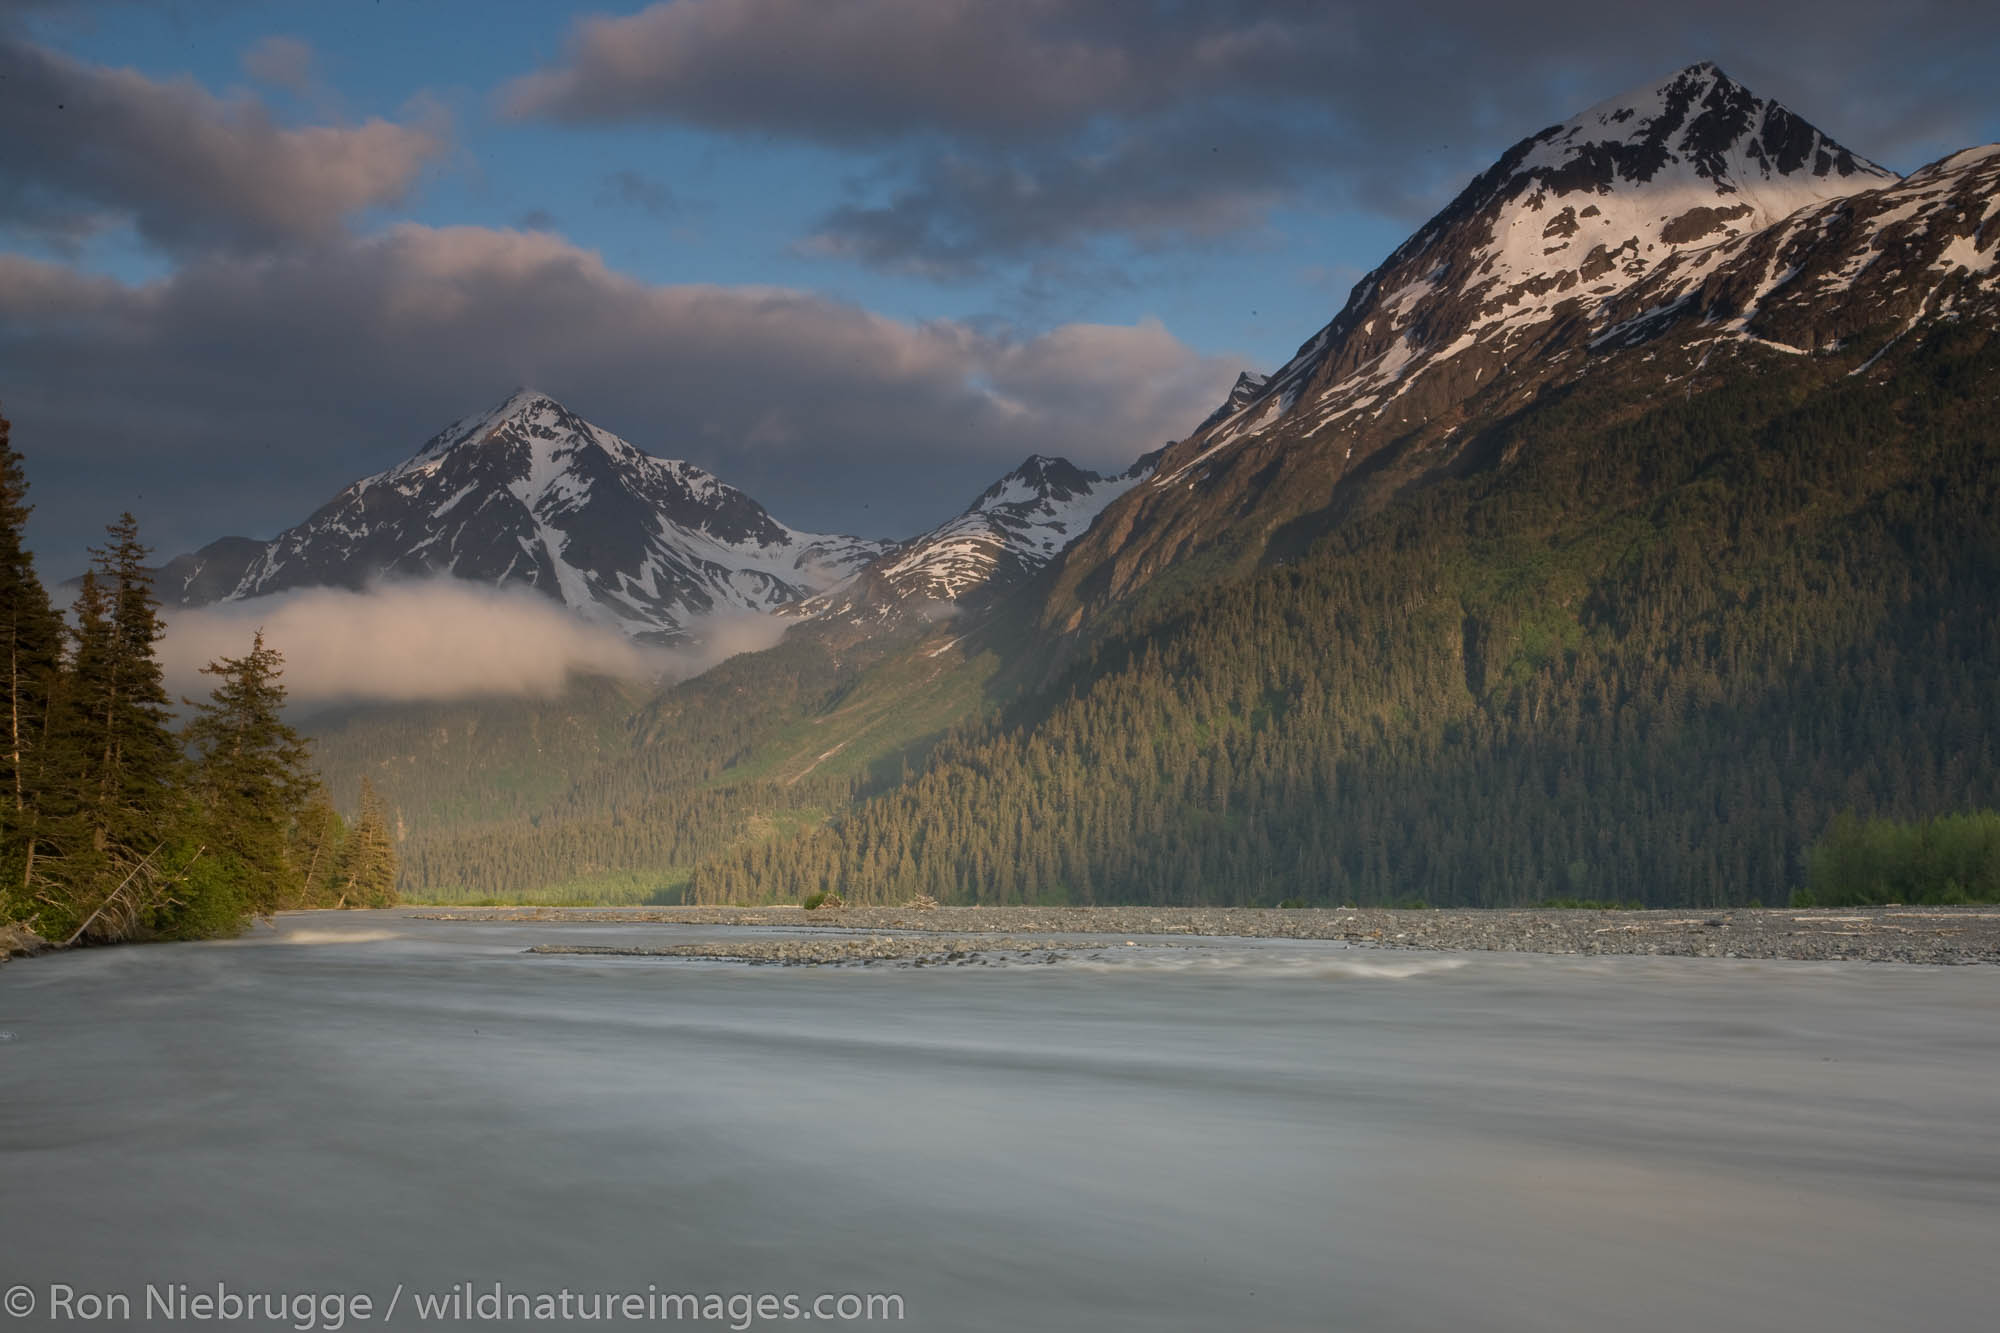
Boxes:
[2,913,1997,1331]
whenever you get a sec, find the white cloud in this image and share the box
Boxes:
[158,580,811,707]
[161,581,667,706]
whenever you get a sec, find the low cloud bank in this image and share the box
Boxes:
[158,580,786,708]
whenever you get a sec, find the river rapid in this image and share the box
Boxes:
[2,912,1996,1331]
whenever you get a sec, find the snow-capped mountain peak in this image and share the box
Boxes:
[1533,62,1885,195]
[970,455,1107,513]
[160,390,890,643]
[1039,65,1993,633]
[1159,63,1898,484]
[797,449,1162,624]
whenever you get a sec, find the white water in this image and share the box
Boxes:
[2,913,1997,1331]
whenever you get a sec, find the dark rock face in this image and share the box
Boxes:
[1659,202,1756,244]
[162,391,889,643]
[1193,371,1272,435]
[1042,65,1997,632]
[156,536,270,606]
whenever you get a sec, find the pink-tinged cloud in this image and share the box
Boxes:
[0,36,444,252]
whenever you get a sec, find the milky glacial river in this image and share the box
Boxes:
[2,913,1996,1331]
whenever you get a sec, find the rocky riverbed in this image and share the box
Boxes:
[411,903,2000,965]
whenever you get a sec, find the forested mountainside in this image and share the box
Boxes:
[319,319,2000,908]
[303,64,2000,910]
[689,326,2000,907]
[306,608,1016,900]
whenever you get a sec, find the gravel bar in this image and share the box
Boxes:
[529,935,1084,966]
[409,904,2000,965]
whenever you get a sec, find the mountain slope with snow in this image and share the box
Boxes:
[799,452,1160,625]
[160,391,890,642]
[1169,62,1893,480]
[1042,63,2000,631]
[1600,143,2000,352]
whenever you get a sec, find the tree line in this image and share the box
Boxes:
[0,408,395,945]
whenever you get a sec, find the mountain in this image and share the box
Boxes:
[1045,63,1918,628]
[699,321,2000,910]
[302,63,2000,914]
[798,451,1162,625]
[689,71,2000,907]
[1202,60,1894,449]
[160,390,891,642]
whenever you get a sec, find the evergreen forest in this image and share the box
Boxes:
[0,409,396,946]
[687,328,2000,907]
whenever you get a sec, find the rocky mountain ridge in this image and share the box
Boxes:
[163,390,1157,644]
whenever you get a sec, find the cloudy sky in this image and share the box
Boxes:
[4,0,1997,576]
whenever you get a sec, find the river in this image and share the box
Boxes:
[2,913,1996,1331]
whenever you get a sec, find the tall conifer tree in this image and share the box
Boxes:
[46,517,186,938]
[0,409,65,910]
[288,787,347,908]
[184,631,315,915]
[333,777,398,908]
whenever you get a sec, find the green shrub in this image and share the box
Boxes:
[1806,812,2000,906]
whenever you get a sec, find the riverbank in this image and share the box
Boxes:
[410,903,2000,965]
[0,921,44,962]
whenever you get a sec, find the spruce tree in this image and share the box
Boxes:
[184,631,316,915]
[288,787,347,908]
[0,409,65,919]
[46,517,188,939]
[35,570,115,929]
[333,777,398,908]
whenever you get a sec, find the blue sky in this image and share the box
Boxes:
[18,0,1411,362]
[4,0,1997,574]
